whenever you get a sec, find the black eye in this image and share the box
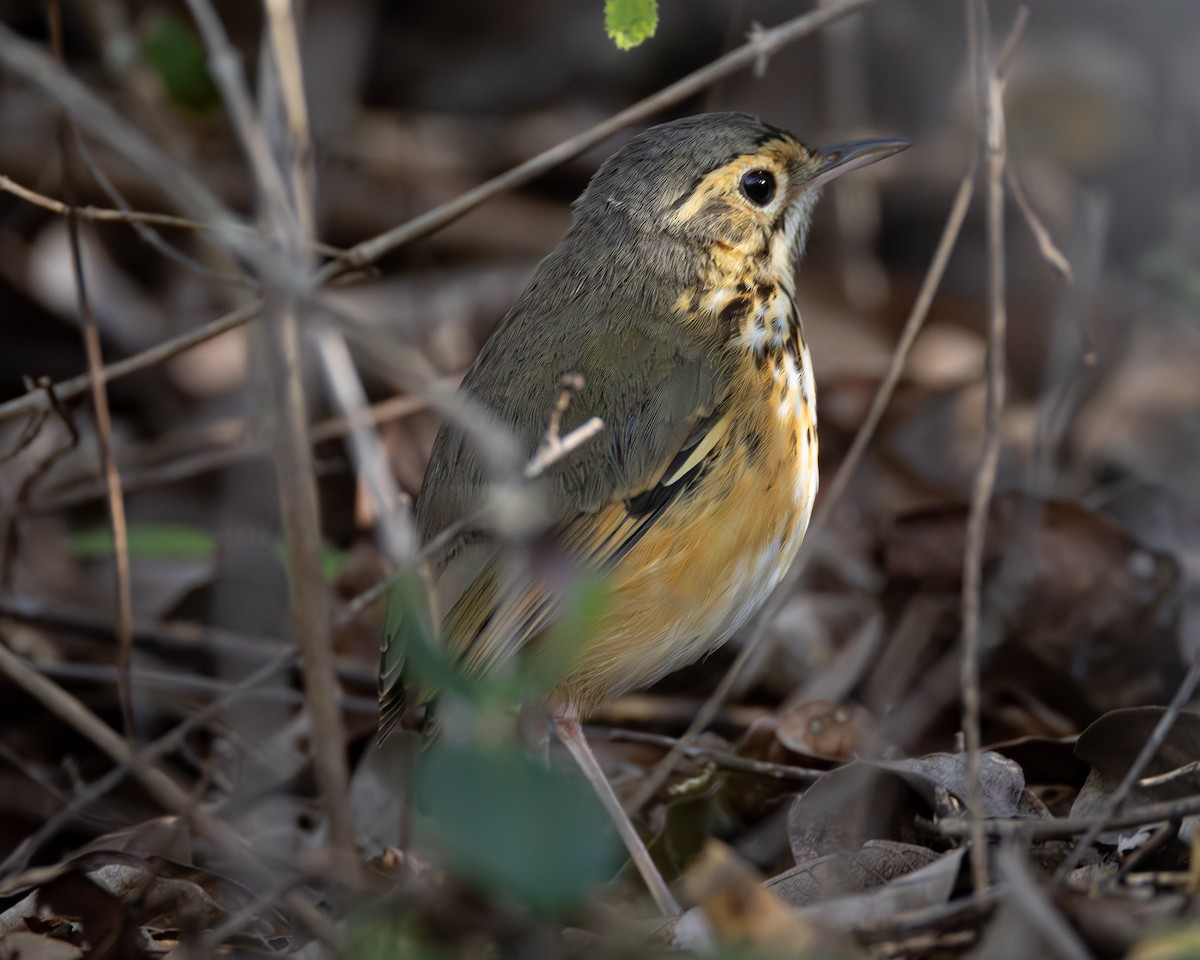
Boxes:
[739,169,776,206]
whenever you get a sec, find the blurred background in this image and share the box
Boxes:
[2,0,1200,955]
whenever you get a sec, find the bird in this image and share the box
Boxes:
[379,112,906,914]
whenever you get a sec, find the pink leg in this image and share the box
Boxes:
[552,708,681,916]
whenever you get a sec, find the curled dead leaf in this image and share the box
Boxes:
[682,840,853,957]
[776,700,877,761]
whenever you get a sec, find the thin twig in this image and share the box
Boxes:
[265,0,419,568]
[30,657,376,714]
[313,320,418,565]
[525,374,605,479]
[995,847,1093,960]
[0,379,52,465]
[276,88,398,543]
[0,300,260,428]
[1006,163,1073,282]
[49,1,137,746]
[180,0,355,851]
[71,131,252,287]
[1139,761,1200,788]
[936,790,1200,841]
[23,389,437,515]
[960,0,1009,897]
[261,0,315,240]
[993,4,1029,77]
[0,172,215,230]
[588,727,828,783]
[180,0,297,247]
[1026,194,1108,499]
[0,171,345,258]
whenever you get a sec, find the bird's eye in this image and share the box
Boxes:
[739,169,776,206]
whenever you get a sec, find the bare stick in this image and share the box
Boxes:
[589,727,827,783]
[0,300,260,428]
[525,374,605,479]
[71,131,251,287]
[260,76,358,859]
[173,0,356,851]
[994,4,1029,77]
[267,0,419,566]
[49,2,137,746]
[1006,163,1073,283]
[996,848,1093,960]
[261,0,316,240]
[0,171,344,258]
[959,0,1009,897]
[1,377,78,588]
[937,787,1200,841]
[1139,760,1200,788]
[23,389,436,515]
[313,319,418,565]
[0,172,222,230]
[180,0,297,242]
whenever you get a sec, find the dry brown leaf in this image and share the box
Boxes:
[683,840,853,957]
[775,701,877,761]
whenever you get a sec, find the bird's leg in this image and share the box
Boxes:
[551,707,681,916]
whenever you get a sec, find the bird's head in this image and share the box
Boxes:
[573,112,907,291]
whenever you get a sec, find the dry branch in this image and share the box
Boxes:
[49,2,137,747]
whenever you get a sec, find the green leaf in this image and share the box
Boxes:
[414,743,619,915]
[604,0,659,50]
[71,523,216,559]
[142,13,221,113]
[70,524,348,581]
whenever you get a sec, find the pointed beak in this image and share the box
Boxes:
[809,137,909,189]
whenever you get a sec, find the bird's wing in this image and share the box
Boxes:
[380,250,734,717]
[438,383,732,683]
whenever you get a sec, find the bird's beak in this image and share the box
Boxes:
[809,138,909,189]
